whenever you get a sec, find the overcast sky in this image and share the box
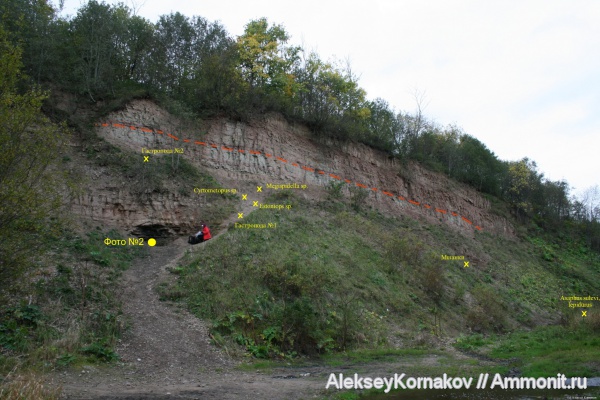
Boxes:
[60,0,600,195]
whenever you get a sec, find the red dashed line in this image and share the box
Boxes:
[97,121,484,232]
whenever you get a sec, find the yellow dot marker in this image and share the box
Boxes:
[148,238,156,247]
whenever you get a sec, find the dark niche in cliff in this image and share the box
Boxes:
[131,223,180,246]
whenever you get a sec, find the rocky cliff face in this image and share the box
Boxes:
[70,183,197,239]
[73,99,514,237]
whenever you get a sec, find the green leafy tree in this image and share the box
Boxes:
[190,44,247,115]
[149,12,196,94]
[295,53,370,138]
[238,18,290,87]
[237,18,301,110]
[0,0,56,83]
[365,98,396,152]
[69,0,130,99]
[505,158,540,221]
[0,28,70,299]
[455,135,503,194]
[539,179,570,228]
[178,17,235,111]
[122,15,155,81]
[149,13,232,102]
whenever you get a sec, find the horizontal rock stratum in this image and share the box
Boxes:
[75,99,515,237]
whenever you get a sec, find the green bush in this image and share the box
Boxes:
[466,286,507,333]
[0,320,30,352]
[454,333,491,352]
[81,341,119,362]
[349,186,369,211]
[327,181,345,200]
[56,353,77,367]
[420,264,445,304]
[0,305,45,352]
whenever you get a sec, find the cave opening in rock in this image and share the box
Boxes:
[131,224,178,246]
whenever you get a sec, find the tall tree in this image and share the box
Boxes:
[0,0,57,83]
[365,98,399,152]
[237,17,300,110]
[295,53,369,138]
[150,12,195,94]
[70,0,131,99]
[541,180,570,224]
[122,15,154,82]
[505,158,544,222]
[0,28,71,298]
[238,18,288,87]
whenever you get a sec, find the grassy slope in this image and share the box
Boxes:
[165,188,599,375]
[0,226,141,399]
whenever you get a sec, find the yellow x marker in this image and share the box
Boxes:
[238,213,243,219]
[253,201,258,207]
[582,311,587,317]
[257,186,262,192]
[464,261,469,268]
[143,156,149,162]
[242,194,247,200]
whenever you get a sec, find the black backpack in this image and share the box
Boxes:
[188,235,202,245]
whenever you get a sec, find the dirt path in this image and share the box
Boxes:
[57,198,333,399]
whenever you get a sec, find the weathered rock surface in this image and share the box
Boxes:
[73,99,514,237]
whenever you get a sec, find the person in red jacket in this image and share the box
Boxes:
[194,223,211,242]
[200,223,211,241]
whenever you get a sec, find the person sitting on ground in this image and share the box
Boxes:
[195,223,212,242]
[188,222,212,245]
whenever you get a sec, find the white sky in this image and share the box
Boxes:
[59,0,600,195]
